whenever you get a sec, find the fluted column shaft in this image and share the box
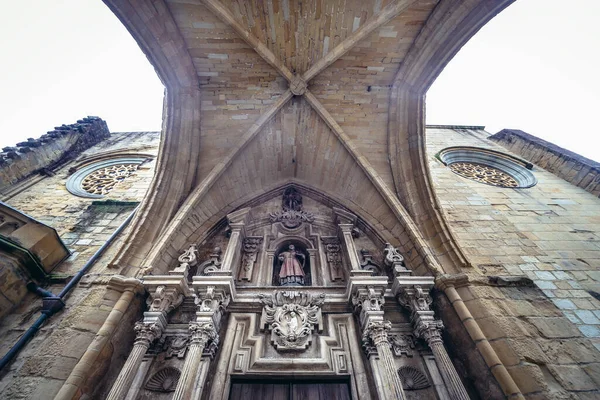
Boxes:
[172,322,216,400]
[419,322,469,400]
[430,340,469,400]
[365,321,406,400]
[107,323,161,400]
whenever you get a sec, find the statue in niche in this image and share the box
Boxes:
[277,244,305,286]
[282,187,302,211]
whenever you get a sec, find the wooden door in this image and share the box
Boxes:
[229,380,351,400]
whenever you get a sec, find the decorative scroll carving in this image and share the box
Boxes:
[81,163,139,195]
[133,322,162,347]
[196,247,223,275]
[397,366,430,390]
[359,249,382,275]
[449,162,519,188]
[384,243,406,273]
[259,291,325,351]
[239,237,263,281]
[146,285,184,314]
[351,287,385,314]
[145,367,181,392]
[165,335,189,359]
[397,285,433,314]
[172,244,198,275]
[269,209,315,228]
[390,334,415,357]
[414,319,445,345]
[195,286,231,329]
[322,237,344,281]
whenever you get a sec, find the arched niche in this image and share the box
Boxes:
[271,238,312,287]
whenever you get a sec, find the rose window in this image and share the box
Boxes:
[448,162,519,188]
[80,164,139,195]
[438,147,537,189]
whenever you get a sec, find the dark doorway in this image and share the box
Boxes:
[229,378,351,400]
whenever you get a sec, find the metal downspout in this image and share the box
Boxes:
[0,206,138,372]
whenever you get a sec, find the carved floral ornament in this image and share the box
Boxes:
[259,291,325,351]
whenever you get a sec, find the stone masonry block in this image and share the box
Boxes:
[548,365,597,391]
[526,317,582,339]
[507,363,548,394]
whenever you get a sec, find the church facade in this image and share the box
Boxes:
[1,1,600,399]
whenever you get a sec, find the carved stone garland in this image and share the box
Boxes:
[259,291,325,351]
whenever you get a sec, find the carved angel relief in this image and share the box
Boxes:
[390,334,416,357]
[259,291,325,351]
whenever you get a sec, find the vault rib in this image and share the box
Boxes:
[302,0,419,82]
[139,90,294,273]
[201,0,295,82]
[303,90,443,275]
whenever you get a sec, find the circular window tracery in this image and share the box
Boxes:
[448,162,519,188]
[80,164,139,195]
[438,147,536,188]
[66,157,149,198]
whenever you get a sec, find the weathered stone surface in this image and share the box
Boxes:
[548,365,597,391]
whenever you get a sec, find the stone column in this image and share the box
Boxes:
[363,320,406,399]
[395,280,469,400]
[106,321,162,400]
[415,319,469,400]
[351,280,406,400]
[172,322,217,400]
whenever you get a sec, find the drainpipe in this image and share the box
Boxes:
[0,206,138,372]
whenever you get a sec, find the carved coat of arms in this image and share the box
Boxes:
[258,291,325,351]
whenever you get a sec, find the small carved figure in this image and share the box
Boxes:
[277,244,305,286]
[282,187,303,211]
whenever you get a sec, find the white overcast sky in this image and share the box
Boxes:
[0,0,599,162]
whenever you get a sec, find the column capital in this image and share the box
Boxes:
[133,321,163,347]
[362,320,392,347]
[189,321,218,346]
[414,319,444,345]
[349,279,388,328]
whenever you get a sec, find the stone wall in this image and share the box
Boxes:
[427,126,600,398]
[0,127,160,398]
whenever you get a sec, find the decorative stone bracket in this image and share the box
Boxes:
[259,290,325,351]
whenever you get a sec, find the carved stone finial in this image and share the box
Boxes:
[134,322,162,347]
[359,249,382,276]
[196,247,223,275]
[259,291,325,351]
[384,243,406,274]
[172,244,198,275]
